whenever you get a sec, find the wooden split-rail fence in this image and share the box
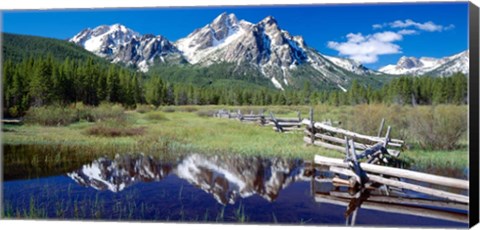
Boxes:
[311,155,469,204]
[303,112,404,165]
[300,107,468,206]
[309,156,469,225]
[213,109,304,132]
[214,107,469,205]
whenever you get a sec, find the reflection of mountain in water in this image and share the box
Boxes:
[68,153,307,205]
[176,154,306,204]
[68,154,173,192]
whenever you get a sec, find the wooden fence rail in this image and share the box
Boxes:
[314,155,469,204]
[213,109,304,133]
[314,192,468,224]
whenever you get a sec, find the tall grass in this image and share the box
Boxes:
[408,105,467,150]
[24,105,78,126]
[25,102,125,126]
[145,111,168,121]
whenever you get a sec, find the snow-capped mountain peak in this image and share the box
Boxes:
[70,24,141,56]
[70,23,182,71]
[379,51,469,77]
[174,12,247,64]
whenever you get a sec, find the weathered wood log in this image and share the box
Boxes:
[357,142,389,159]
[330,166,361,184]
[332,177,356,188]
[303,136,345,152]
[275,118,303,122]
[329,165,469,204]
[314,193,468,224]
[274,127,303,131]
[314,155,469,190]
[242,115,264,119]
[329,191,469,211]
[314,121,386,143]
[268,121,302,126]
[302,119,404,146]
[2,119,23,125]
[315,178,334,183]
[367,174,469,204]
[314,132,371,150]
[304,131,400,158]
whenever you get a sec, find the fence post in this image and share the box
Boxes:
[309,107,315,144]
[377,118,385,137]
[270,112,283,132]
[238,109,243,121]
[344,136,350,161]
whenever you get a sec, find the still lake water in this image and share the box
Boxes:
[2,145,468,227]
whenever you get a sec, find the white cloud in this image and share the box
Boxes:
[372,19,454,32]
[372,31,403,42]
[327,31,403,64]
[389,19,446,32]
[330,19,454,64]
[398,29,417,35]
[445,24,455,30]
[372,24,384,29]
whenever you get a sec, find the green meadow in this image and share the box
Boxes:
[3,104,469,175]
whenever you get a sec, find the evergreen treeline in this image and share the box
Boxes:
[2,54,468,118]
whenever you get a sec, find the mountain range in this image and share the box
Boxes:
[379,51,469,77]
[69,12,469,90]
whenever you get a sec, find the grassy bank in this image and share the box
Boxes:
[3,104,469,172]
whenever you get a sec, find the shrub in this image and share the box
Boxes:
[89,103,125,122]
[342,104,388,136]
[162,107,176,113]
[136,104,154,114]
[24,105,78,126]
[176,106,198,112]
[7,106,20,118]
[25,103,126,126]
[408,105,467,150]
[86,119,145,137]
[196,110,216,117]
[145,111,169,121]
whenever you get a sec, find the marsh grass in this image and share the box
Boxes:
[86,119,146,137]
[145,111,169,121]
[135,104,155,114]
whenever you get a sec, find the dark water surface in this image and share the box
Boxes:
[2,145,468,227]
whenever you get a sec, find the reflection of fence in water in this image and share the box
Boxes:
[308,162,468,225]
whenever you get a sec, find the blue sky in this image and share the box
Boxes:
[1,2,468,69]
